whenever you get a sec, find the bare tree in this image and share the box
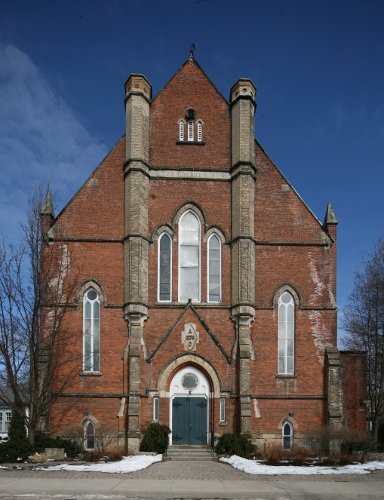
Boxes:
[342,239,384,442]
[0,190,80,446]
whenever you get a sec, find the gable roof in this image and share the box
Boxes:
[152,56,228,106]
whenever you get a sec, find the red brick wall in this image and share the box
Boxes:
[150,60,230,170]
[341,351,367,439]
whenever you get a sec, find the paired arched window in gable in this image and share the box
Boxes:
[207,234,221,303]
[278,291,295,374]
[179,210,201,302]
[158,233,172,302]
[83,287,100,372]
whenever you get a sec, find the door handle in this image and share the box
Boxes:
[189,424,192,430]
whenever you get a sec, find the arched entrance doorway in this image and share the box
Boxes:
[169,366,210,445]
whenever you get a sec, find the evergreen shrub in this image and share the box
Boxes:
[7,407,26,442]
[139,423,171,454]
[215,433,256,458]
[0,439,32,463]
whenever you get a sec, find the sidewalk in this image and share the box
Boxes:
[1,475,384,499]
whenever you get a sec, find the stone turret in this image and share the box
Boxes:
[124,73,152,453]
[230,78,257,434]
[40,190,55,238]
[323,202,338,241]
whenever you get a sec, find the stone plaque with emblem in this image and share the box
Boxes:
[181,323,199,351]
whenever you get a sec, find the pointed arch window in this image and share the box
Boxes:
[188,119,194,142]
[278,291,294,374]
[158,233,172,302]
[197,120,203,142]
[84,421,95,450]
[282,421,293,449]
[179,120,185,142]
[179,211,200,302]
[83,287,100,372]
[208,234,221,303]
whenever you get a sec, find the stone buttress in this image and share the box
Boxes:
[124,74,151,452]
[230,79,257,434]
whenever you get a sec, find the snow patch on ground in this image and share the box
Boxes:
[38,454,162,473]
[221,455,384,475]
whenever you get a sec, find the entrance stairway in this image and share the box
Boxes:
[166,445,216,461]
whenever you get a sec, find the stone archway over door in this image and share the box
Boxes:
[169,366,210,446]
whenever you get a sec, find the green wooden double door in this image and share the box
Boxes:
[172,397,208,445]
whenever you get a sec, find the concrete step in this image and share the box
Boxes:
[166,446,216,461]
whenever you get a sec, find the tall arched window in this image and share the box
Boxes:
[278,291,294,374]
[179,211,200,302]
[84,420,95,450]
[158,233,172,302]
[83,287,100,372]
[197,120,203,142]
[188,119,194,142]
[207,234,221,303]
[179,120,185,142]
[282,421,293,449]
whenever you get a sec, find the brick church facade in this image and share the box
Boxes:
[42,56,367,453]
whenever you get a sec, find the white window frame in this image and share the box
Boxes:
[178,210,201,303]
[197,120,203,142]
[83,288,100,372]
[153,397,160,422]
[188,119,194,142]
[178,120,185,142]
[157,233,172,302]
[282,421,293,449]
[278,291,295,375]
[219,398,226,423]
[207,233,222,303]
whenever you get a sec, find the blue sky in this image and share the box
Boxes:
[0,0,383,335]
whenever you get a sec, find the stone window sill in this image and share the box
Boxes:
[176,141,205,146]
[219,421,227,426]
[275,374,296,379]
[81,371,102,377]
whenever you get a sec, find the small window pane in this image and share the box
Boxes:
[188,120,194,141]
[87,288,97,301]
[85,302,91,319]
[153,397,159,421]
[197,121,203,142]
[179,121,184,141]
[180,246,199,267]
[281,292,292,304]
[220,399,226,422]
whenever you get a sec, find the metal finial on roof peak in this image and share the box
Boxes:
[188,43,196,60]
